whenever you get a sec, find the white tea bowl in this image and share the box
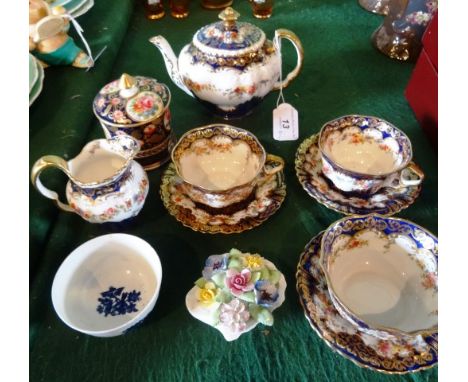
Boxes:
[320,215,438,340]
[52,234,163,337]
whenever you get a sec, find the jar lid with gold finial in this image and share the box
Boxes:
[93,73,171,127]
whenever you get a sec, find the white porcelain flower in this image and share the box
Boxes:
[219,298,250,332]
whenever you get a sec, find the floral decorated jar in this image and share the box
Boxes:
[31,135,149,224]
[186,248,286,341]
[150,7,303,119]
[93,73,176,171]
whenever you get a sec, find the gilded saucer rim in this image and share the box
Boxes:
[29,59,44,107]
[294,134,422,216]
[296,232,438,375]
[160,161,286,234]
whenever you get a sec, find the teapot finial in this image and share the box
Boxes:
[118,73,139,98]
[219,7,240,27]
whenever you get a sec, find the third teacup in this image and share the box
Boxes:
[318,115,424,194]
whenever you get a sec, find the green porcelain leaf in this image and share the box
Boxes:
[237,291,255,303]
[228,257,242,270]
[194,277,206,288]
[268,270,281,284]
[229,248,242,256]
[211,272,226,288]
[215,290,231,304]
[251,271,262,283]
[257,308,274,326]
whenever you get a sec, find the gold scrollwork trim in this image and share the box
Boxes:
[188,40,275,69]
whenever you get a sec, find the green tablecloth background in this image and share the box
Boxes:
[29,1,437,381]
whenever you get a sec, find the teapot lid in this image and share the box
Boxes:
[193,7,265,57]
[93,74,171,127]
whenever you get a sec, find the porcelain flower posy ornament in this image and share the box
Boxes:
[186,249,286,341]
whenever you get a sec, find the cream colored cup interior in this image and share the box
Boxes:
[322,125,403,176]
[177,134,263,191]
[327,229,437,333]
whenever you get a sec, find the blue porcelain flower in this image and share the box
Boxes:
[202,254,228,280]
[254,280,279,307]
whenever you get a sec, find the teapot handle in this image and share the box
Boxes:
[273,29,304,91]
[31,155,74,212]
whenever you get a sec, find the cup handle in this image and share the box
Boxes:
[272,29,304,90]
[381,162,425,190]
[30,155,74,212]
[400,162,425,186]
[264,154,285,176]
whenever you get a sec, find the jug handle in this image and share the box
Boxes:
[272,29,304,91]
[31,155,74,212]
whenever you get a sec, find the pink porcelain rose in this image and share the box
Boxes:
[225,269,254,296]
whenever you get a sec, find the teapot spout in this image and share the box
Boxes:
[149,36,193,97]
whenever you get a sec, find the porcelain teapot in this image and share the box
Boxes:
[31,135,149,223]
[150,7,303,119]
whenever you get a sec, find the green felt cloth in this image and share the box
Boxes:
[30,0,437,381]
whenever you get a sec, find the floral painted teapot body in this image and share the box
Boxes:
[150,7,303,119]
[31,136,149,223]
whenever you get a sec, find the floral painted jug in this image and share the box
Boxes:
[372,0,438,61]
[31,136,149,223]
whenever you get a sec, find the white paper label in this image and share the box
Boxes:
[148,0,161,4]
[273,103,299,141]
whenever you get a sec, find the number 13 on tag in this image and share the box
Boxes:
[273,103,299,141]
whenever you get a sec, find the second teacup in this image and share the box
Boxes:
[171,124,284,209]
[318,115,424,194]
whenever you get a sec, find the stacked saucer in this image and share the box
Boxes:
[296,215,438,374]
[48,0,94,18]
[29,53,45,107]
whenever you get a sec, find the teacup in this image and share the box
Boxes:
[320,214,438,340]
[318,115,424,194]
[171,124,284,209]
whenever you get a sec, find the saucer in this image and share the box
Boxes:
[29,53,38,93]
[70,0,94,18]
[49,0,94,18]
[160,157,286,234]
[295,134,421,216]
[29,57,44,107]
[296,232,438,374]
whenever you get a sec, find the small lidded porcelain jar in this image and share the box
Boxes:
[93,73,176,171]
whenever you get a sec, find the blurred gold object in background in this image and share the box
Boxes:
[201,0,232,10]
[146,0,165,20]
[170,0,190,18]
[249,0,274,19]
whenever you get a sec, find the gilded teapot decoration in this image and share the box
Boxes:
[150,7,303,119]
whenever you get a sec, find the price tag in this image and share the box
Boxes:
[273,103,299,141]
